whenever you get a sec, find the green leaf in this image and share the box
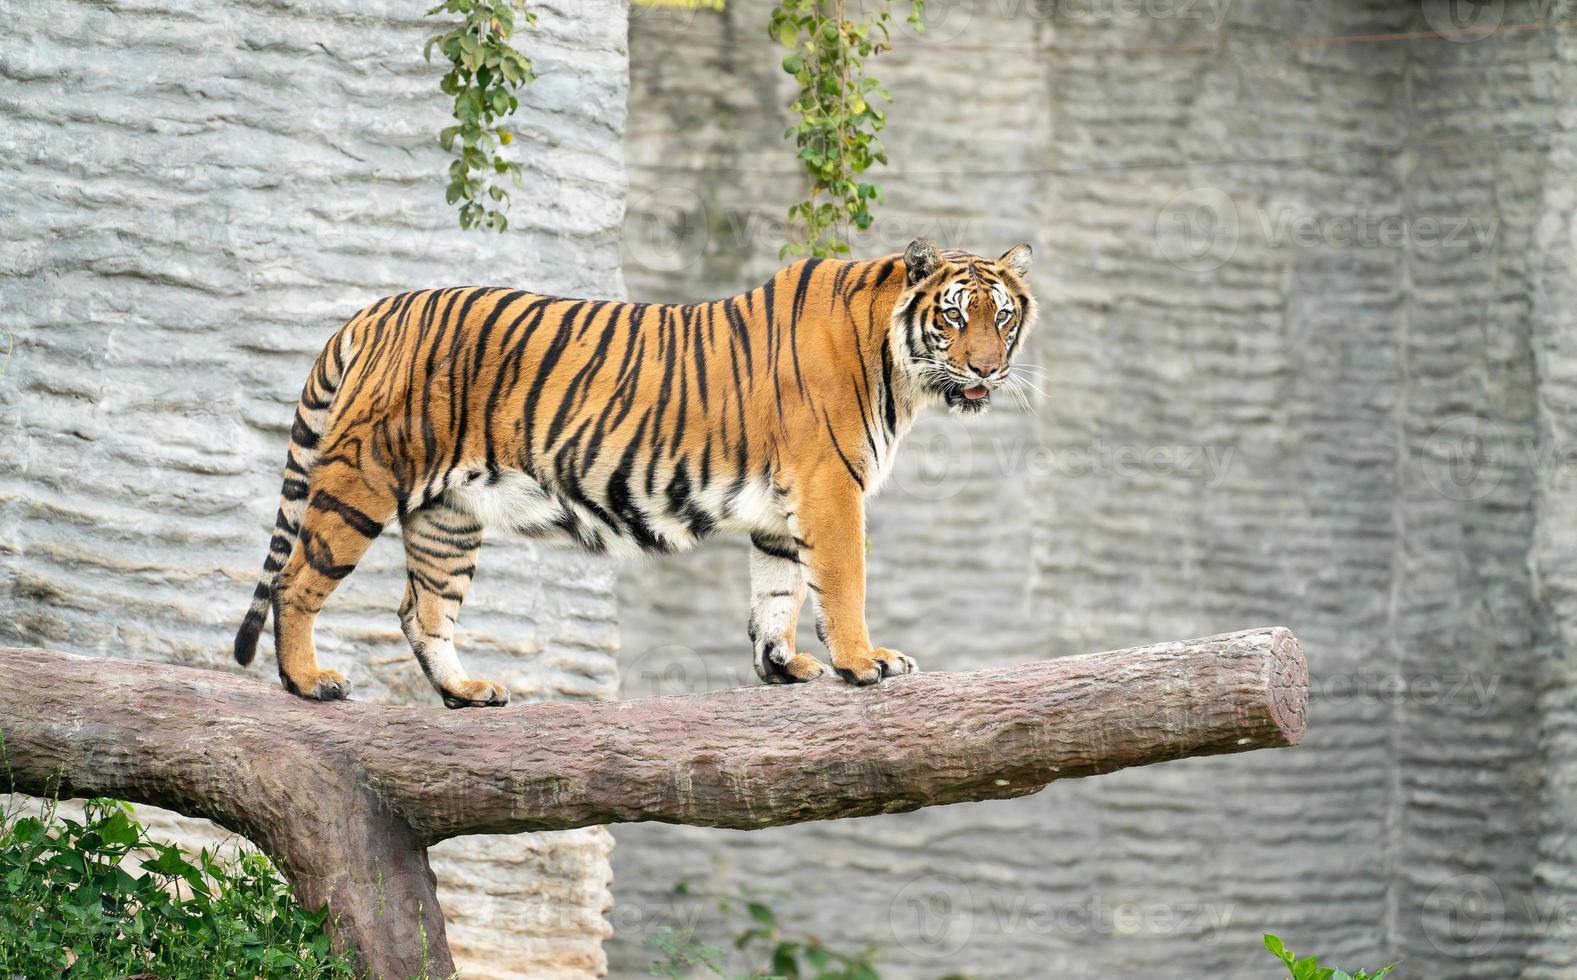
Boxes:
[748,901,777,928]
[771,942,800,978]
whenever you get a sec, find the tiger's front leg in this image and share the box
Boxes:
[792,475,918,685]
[747,533,828,684]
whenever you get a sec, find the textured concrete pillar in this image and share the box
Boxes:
[0,1,629,975]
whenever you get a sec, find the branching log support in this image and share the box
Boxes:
[0,627,1308,978]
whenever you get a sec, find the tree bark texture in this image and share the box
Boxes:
[0,626,1308,978]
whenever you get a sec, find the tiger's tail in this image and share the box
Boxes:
[234,326,355,666]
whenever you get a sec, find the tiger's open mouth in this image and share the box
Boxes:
[942,382,992,413]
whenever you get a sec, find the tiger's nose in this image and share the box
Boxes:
[969,361,1001,380]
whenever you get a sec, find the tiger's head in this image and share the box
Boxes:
[895,239,1037,415]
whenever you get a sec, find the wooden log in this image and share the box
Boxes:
[0,626,1307,978]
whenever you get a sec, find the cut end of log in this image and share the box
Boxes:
[1266,626,1310,747]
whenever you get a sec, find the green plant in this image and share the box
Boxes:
[1265,934,1398,980]
[646,881,883,979]
[647,926,736,979]
[0,796,356,979]
[424,0,537,231]
[768,0,923,258]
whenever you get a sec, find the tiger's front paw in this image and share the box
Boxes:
[753,638,829,685]
[831,647,918,686]
[441,678,511,709]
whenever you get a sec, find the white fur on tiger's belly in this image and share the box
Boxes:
[715,475,793,540]
[451,469,793,558]
[447,470,596,544]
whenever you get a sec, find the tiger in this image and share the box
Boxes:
[233,239,1036,707]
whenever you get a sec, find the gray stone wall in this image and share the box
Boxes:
[1525,13,1577,978]
[613,1,1575,976]
[0,1,628,976]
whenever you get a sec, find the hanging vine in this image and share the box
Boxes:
[424,0,537,231]
[768,0,923,258]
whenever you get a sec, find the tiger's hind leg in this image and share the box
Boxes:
[747,534,828,684]
[273,461,396,701]
[399,493,509,709]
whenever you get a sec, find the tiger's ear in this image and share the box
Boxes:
[999,243,1033,277]
[904,239,942,286]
